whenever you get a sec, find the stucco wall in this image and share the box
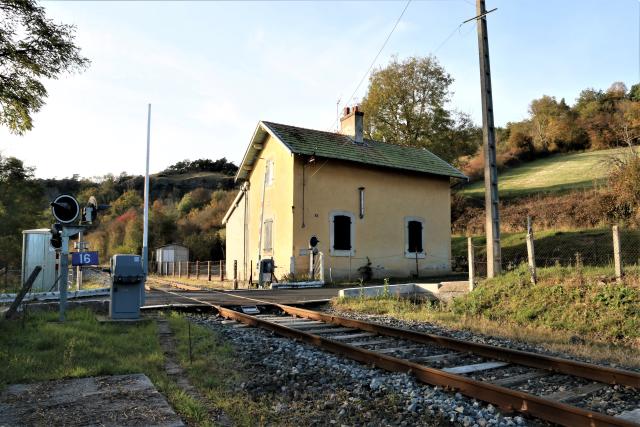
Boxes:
[227,134,295,281]
[224,191,247,281]
[291,157,452,279]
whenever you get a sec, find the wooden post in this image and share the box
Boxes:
[178,261,181,278]
[233,260,238,290]
[526,216,537,285]
[467,237,475,291]
[195,261,200,280]
[219,260,224,281]
[5,266,41,319]
[173,261,176,277]
[186,261,190,279]
[613,225,623,280]
[207,261,211,281]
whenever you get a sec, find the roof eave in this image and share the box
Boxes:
[235,121,294,182]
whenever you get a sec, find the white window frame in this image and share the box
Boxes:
[265,159,275,187]
[404,216,426,259]
[263,218,274,254]
[329,210,355,257]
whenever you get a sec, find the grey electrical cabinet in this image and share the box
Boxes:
[110,254,144,320]
[22,229,57,293]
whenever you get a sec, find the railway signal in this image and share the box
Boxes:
[49,194,109,321]
[51,194,80,224]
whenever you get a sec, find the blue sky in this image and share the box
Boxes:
[1,0,638,178]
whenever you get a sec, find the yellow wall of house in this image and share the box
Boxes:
[224,190,247,281]
[291,157,452,279]
[238,134,295,280]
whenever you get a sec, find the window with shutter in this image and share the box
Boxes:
[329,211,355,256]
[265,160,274,186]
[408,220,423,253]
[333,215,351,250]
[405,217,426,258]
[263,219,273,252]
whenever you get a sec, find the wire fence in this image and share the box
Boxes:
[0,266,109,295]
[151,260,226,281]
[463,226,640,280]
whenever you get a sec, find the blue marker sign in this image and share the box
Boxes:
[71,251,99,266]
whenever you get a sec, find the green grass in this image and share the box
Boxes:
[0,309,211,426]
[167,313,274,426]
[0,309,163,387]
[460,147,627,199]
[333,266,640,365]
[451,264,640,342]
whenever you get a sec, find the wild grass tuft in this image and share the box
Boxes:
[334,265,640,368]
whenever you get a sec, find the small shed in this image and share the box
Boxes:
[22,229,57,293]
[155,244,189,274]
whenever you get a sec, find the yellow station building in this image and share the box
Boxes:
[222,107,466,283]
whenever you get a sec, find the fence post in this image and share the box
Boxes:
[187,261,191,279]
[526,216,537,285]
[207,261,211,281]
[467,237,475,291]
[195,261,200,280]
[173,261,176,277]
[233,260,238,290]
[219,260,224,281]
[613,225,623,280]
[178,261,181,278]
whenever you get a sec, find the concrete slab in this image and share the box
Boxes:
[0,374,184,427]
[338,283,440,299]
[617,408,640,422]
[337,281,472,301]
[442,361,509,374]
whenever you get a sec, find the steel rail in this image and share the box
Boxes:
[148,285,639,426]
[215,305,638,427]
[275,304,640,388]
[148,282,640,386]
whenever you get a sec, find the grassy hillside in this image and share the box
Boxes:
[460,147,627,199]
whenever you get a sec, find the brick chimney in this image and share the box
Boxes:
[339,105,364,144]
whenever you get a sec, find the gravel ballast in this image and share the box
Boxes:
[192,313,550,427]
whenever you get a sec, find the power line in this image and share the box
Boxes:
[330,0,412,130]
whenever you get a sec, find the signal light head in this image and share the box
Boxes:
[51,194,80,224]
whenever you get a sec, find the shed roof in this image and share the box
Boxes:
[236,121,466,181]
[155,244,188,250]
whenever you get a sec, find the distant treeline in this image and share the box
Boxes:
[0,157,240,268]
[462,82,640,180]
[39,158,238,204]
[158,158,238,177]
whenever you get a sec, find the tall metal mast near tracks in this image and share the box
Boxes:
[474,0,501,277]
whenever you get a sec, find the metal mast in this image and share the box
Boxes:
[142,104,151,282]
[476,0,501,277]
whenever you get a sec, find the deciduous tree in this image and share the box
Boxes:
[361,56,479,164]
[0,0,89,134]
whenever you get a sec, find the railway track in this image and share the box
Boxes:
[148,282,640,427]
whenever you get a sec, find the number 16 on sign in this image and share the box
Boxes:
[71,251,99,266]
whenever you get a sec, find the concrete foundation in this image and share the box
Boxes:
[338,281,469,301]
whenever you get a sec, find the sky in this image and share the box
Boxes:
[1,0,638,179]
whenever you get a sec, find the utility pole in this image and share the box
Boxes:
[142,104,151,304]
[475,0,501,277]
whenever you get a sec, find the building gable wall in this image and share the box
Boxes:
[229,133,295,281]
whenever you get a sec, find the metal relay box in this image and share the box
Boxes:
[110,254,144,320]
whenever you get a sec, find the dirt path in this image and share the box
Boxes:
[156,318,231,426]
